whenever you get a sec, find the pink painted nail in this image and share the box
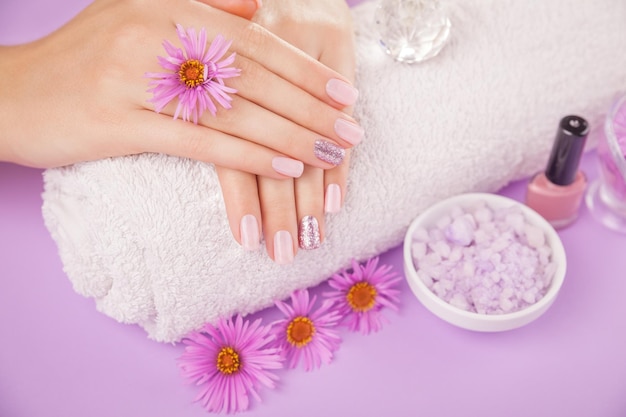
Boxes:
[272,156,304,178]
[334,118,364,146]
[299,216,321,250]
[274,230,294,264]
[326,78,359,106]
[325,184,342,213]
[240,214,260,251]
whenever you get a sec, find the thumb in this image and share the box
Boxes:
[194,0,261,20]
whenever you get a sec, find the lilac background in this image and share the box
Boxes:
[1,1,626,416]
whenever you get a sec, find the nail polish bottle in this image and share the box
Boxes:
[526,115,589,229]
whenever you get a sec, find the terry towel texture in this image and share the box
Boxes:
[42,0,626,342]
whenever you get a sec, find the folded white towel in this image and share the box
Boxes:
[42,0,626,342]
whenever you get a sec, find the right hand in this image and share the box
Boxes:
[212,0,359,262]
[0,0,360,180]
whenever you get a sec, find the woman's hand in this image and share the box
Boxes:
[0,0,360,180]
[214,0,359,262]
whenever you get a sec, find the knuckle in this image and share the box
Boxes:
[235,57,264,94]
[239,23,270,59]
[107,22,152,59]
[180,132,216,161]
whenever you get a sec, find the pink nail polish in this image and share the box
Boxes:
[240,214,260,251]
[299,216,321,250]
[326,78,359,106]
[272,156,304,178]
[324,184,342,213]
[334,118,364,146]
[526,115,589,229]
[273,230,294,264]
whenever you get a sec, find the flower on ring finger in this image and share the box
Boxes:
[272,289,341,371]
[146,24,241,124]
[324,257,402,335]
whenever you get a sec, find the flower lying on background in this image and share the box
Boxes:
[325,257,402,334]
[146,24,241,123]
[178,315,282,414]
[272,289,342,371]
[177,258,401,413]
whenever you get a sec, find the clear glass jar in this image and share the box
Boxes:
[375,0,451,64]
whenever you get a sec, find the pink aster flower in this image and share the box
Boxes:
[178,315,282,414]
[272,289,341,371]
[146,24,241,123]
[325,257,402,334]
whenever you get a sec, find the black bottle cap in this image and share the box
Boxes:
[544,115,589,186]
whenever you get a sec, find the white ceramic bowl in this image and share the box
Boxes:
[403,193,566,332]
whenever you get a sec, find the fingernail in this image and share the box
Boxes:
[240,214,260,251]
[334,118,364,146]
[314,140,345,166]
[272,156,304,178]
[299,216,321,250]
[325,184,342,214]
[274,230,294,264]
[326,78,359,106]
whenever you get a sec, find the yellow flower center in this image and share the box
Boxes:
[286,316,315,348]
[216,346,241,375]
[346,282,377,312]
[179,59,205,88]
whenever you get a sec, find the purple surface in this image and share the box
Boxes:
[2,1,626,416]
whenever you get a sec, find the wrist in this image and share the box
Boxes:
[0,46,20,163]
[0,44,34,164]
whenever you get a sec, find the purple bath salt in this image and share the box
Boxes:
[411,201,556,315]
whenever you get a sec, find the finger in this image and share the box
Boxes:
[257,176,298,264]
[318,29,358,214]
[172,5,359,107]
[215,166,262,250]
[193,0,260,20]
[294,166,324,250]
[128,109,305,179]
[324,150,351,214]
[152,87,351,169]
[319,30,357,85]
[224,56,364,147]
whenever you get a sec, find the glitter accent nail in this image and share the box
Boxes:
[299,216,321,250]
[314,140,345,166]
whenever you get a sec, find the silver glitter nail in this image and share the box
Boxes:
[314,140,345,166]
[299,215,321,250]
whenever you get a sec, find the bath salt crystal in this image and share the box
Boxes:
[504,212,525,234]
[412,227,429,242]
[473,229,489,244]
[411,200,556,315]
[412,241,427,260]
[522,288,538,304]
[449,247,463,262]
[449,293,470,311]
[537,245,552,265]
[524,224,546,248]
[429,240,451,259]
[474,207,493,224]
[445,214,475,246]
[436,215,452,230]
[418,270,434,287]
